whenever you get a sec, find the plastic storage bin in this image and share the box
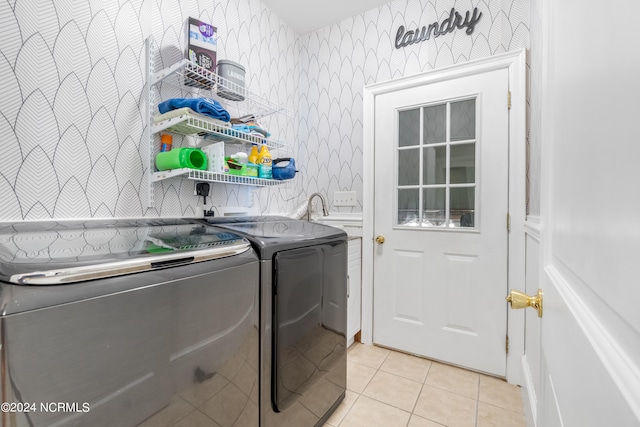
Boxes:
[156,148,207,171]
[217,60,245,101]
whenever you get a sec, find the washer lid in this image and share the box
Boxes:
[204,216,347,259]
[0,219,250,285]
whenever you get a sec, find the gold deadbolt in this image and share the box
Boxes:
[506,289,543,318]
[375,235,385,244]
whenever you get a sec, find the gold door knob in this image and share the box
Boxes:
[375,235,385,244]
[506,289,543,318]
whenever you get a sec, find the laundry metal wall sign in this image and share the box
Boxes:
[395,7,482,49]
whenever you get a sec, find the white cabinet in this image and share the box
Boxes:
[347,238,362,346]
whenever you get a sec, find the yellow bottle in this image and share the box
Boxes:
[248,146,259,164]
[258,145,272,166]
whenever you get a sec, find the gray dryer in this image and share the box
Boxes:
[204,216,348,427]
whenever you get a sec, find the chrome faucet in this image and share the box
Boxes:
[307,192,329,221]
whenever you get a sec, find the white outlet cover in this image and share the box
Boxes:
[334,191,357,207]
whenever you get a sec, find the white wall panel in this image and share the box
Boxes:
[541,266,639,426]
[537,0,640,423]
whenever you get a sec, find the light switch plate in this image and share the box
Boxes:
[334,191,357,207]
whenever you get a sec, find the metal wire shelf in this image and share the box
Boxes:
[146,38,292,200]
[152,59,292,119]
[151,168,286,187]
[152,112,287,150]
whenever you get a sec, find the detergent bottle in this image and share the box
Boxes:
[248,145,259,164]
[257,145,272,179]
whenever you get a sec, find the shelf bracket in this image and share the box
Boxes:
[146,38,155,208]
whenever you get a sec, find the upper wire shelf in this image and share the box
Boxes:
[152,59,293,119]
[152,111,287,150]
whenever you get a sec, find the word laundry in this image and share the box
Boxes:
[395,7,482,49]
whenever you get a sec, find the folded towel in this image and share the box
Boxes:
[247,124,270,137]
[158,98,230,122]
[231,124,251,133]
[153,107,231,127]
[248,130,265,143]
[230,117,271,137]
[230,114,256,124]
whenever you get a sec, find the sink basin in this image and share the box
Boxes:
[312,213,363,238]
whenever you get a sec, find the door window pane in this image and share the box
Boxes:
[423,104,446,144]
[422,188,446,227]
[394,97,478,229]
[423,146,446,185]
[450,99,475,141]
[398,148,420,185]
[399,109,420,147]
[398,189,420,226]
[450,144,475,184]
[450,187,475,227]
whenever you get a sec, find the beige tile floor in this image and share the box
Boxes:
[326,343,527,427]
[139,340,526,427]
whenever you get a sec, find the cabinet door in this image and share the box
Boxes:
[348,239,362,341]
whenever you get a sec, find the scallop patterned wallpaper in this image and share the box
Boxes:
[0,0,529,222]
[0,0,299,222]
[298,0,530,212]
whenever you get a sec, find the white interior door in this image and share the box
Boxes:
[527,0,640,425]
[373,68,509,376]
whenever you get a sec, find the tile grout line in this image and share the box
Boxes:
[168,396,197,427]
[412,362,453,427]
[344,344,525,427]
[418,381,479,402]
[409,360,432,415]
[360,348,428,426]
[197,407,223,427]
[359,347,389,398]
[334,392,362,427]
[354,346,437,425]
[337,344,386,426]
[405,372,427,426]
[343,345,412,426]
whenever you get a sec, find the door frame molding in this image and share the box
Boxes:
[362,49,527,384]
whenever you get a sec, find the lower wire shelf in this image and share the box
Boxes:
[151,168,285,187]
